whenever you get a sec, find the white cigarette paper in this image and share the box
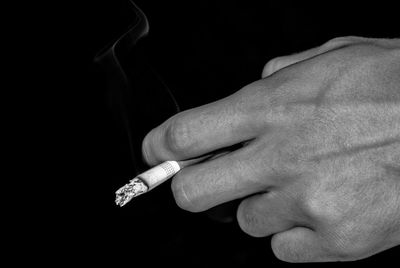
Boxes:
[115,161,181,207]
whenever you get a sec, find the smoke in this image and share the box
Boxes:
[94,0,179,175]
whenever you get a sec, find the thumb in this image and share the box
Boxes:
[261,36,367,78]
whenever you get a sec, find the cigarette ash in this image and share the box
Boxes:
[115,178,148,207]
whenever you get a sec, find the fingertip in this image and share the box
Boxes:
[142,126,168,166]
[271,228,304,263]
[261,59,276,78]
[262,55,293,78]
[171,170,203,213]
[271,227,324,263]
[141,129,155,166]
[236,199,265,237]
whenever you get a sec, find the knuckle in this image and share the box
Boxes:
[302,202,341,226]
[324,229,372,261]
[300,189,347,225]
[165,118,194,154]
[171,174,202,213]
[298,198,371,260]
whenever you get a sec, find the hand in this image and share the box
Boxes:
[142,36,400,262]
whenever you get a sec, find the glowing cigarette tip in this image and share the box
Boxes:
[115,161,181,207]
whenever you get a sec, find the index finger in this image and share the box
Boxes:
[142,94,259,166]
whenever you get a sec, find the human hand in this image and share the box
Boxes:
[142,36,400,262]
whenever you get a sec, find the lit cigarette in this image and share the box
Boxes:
[115,161,181,207]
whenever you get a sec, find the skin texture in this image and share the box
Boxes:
[142,37,400,262]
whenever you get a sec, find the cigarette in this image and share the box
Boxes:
[115,161,181,207]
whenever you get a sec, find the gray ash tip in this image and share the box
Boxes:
[115,178,148,207]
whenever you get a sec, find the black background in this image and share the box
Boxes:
[29,0,399,266]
